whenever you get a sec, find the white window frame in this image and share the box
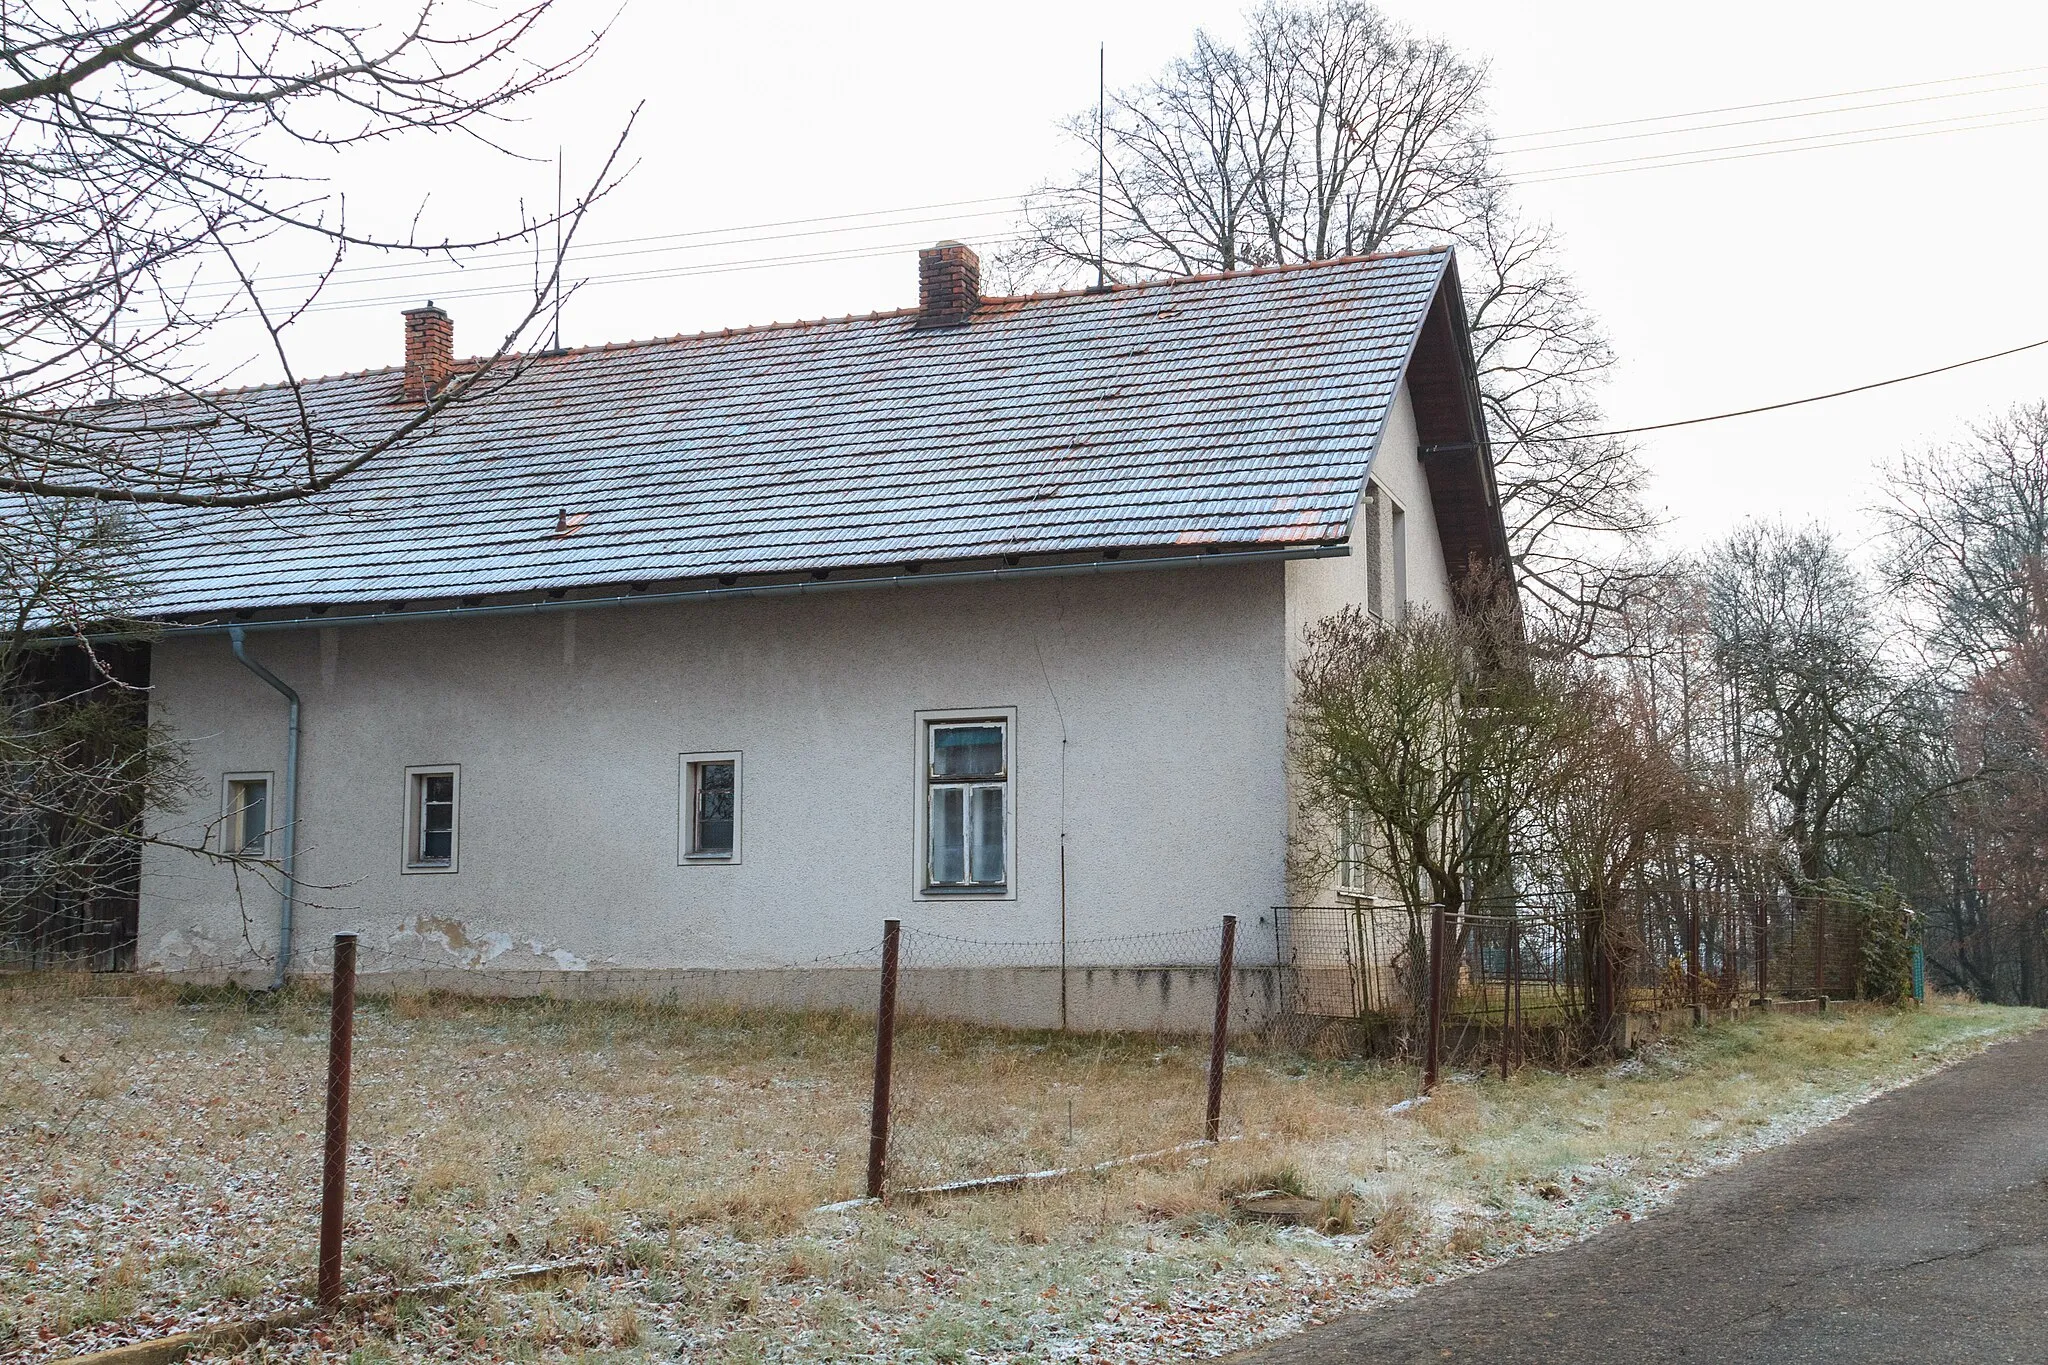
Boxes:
[402,764,461,874]
[1337,804,1370,899]
[679,751,743,865]
[220,771,275,860]
[1363,481,1385,621]
[1389,495,1408,624]
[913,707,1018,902]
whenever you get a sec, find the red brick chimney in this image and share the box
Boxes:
[401,303,453,402]
[916,242,980,328]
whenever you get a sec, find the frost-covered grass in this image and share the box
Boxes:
[2,975,2038,1362]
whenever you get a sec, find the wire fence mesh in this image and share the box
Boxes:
[1273,881,1873,1066]
[62,917,1251,1202]
[882,922,1241,1193]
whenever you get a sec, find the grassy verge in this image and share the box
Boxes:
[1,975,2038,1362]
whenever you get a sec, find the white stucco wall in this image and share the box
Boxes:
[139,564,1291,985]
[1282,382,1454,910]
[1282,384,1450,660]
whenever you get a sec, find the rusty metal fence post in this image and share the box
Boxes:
[1755,900,1769,1003]
[1205,915,1237,1142]
[317,931,357,1312]
[1424,904,1445,1092]
[1501,915,1518,1081]
[866,918,902,1201]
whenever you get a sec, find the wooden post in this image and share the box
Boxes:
[866,919,902,1201]
[1205,915,1238,1142]
[1424,904,1445,1092]
[318,932,357,1312]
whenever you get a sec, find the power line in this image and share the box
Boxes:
[1513,102,2048,180]
[1516,108,2048,185]
[146,67,2048,319]
[160,67,2048,310]
[1494,76,2048,157]
[295,231,1037,315]
[1493,62,2048,141]
[1562,337,2048,440]
[170,202,1035,308]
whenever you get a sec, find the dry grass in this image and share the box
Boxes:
[0,973,2038,1362]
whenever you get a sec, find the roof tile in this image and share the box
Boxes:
[128,250,1450,614]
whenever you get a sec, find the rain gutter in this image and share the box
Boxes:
[125,543,1349,641]
[227,627,300,990]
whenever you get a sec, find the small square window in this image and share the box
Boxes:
[919,716,1013,896]
[404,766,460,873]
[222,774,272,859]
[680,753,741,863]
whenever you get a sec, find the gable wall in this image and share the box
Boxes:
[1282,383,1450,657]
[1281,382,1452,908]
[138,564,1290,997]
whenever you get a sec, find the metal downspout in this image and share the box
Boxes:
[228,627,299,990]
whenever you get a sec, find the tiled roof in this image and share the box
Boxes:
[128,248,1455,615]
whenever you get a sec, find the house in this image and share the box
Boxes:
[128,241,1507,1028]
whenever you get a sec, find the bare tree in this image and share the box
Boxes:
[0,0,631,510]
[1878,402,2048,681]
[1704,522,1949,895]
[1000,0,1656,638]
[1289,581,1570,958]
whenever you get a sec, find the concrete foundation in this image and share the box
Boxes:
[148,963,1287,1035]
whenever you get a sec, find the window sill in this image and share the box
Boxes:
[682,852,738,864]
[920,885,1009,897]
[403,863,458,875]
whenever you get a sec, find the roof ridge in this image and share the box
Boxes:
[141,246,1453,403]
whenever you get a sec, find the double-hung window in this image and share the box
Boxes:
[404,766,460,873]
[920,716,1011,895]
[223,774,272,858]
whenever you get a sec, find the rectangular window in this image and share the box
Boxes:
[1364,482,1384,620]
[922,718,1010,893]
[1338,805,1369,897]
[404,766,460,873]
[680,753,741,862]
[1390,500,1408,623]
[223,774,272,858]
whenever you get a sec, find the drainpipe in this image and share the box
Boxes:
[228,627,299,991]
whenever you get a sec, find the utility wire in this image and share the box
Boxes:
[163,66,2048,309]
[168,203,1035,307]
[1493,62,2048,141]
[1514,103,2048,180]
[152,66,2048,318]
[1562,337,2048,440]
[191,196,1051,297]
[294,231,1037,315]
[1494,76,2048,156]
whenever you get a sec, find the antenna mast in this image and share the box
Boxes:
[552,147,564,351]
[1096,44,1106,290]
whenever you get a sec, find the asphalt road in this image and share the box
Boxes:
[1232,1026,2048,1365]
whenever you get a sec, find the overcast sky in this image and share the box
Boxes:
[244,1,2048,553]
